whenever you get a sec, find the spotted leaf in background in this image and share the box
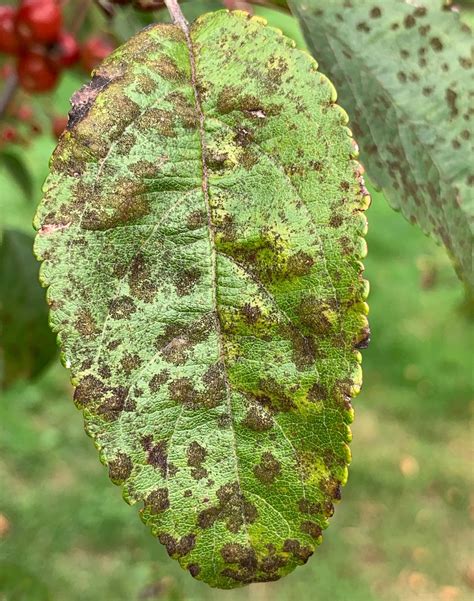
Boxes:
[290,0,473,291]
[34,10,369,588]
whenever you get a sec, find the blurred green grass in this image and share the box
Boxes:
[1,6,473,601]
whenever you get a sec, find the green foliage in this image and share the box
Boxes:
[0,229,57,389]
[34,10,368,588]
[290,0,474,291]
[0,150,34,201]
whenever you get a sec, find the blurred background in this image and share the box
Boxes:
[0,1,473,600]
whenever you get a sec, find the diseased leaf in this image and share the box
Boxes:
[290,0,474,290]
[0,230,57,388]
[34,10,369,588]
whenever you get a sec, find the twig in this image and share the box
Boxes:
[164,0,188,29]
[0,73,19,120]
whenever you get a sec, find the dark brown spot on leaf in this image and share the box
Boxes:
[142,436,168,477]
[254,452,281,485]
[144,488,170,514]
[197,481,257,533]
[108,452,132,483]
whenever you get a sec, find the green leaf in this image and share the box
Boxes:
[290,0,474,290]
[1,150,35,201]
[34,10,368,588]
[0,229,57,389]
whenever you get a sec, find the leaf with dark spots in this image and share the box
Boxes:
[34,11,368,589]
[291,0,474,291]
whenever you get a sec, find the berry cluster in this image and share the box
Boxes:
[0,0,80,92]
[0,1,116,94]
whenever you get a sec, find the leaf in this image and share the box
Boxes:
[34,10,369,588]
[0,229,57,389]
[1,150,35,201]
[290,0,474,290]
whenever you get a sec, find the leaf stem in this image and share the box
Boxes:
[0,73,19,121]
[164,0,188,29]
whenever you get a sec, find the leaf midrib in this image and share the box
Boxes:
[179,18,252,548]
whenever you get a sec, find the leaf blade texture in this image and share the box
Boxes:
[34,10,369,588]
[290,0,474,290]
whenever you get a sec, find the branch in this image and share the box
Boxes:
[0,73,19,120]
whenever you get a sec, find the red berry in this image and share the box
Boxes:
[15,103,34,121]
[0,6,19,55]
[16,0,62,46]
[81,36,114,73]
[1,125,18,143]
[17,52,59,93]
[52,115,68,139]
[51,31,80,68]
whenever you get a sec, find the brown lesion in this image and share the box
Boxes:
[155,56,187,82]
[295,296,336,337]
[68,74,115,130]
[280,323,318,370]
[282,539,313,563]
[74,375,133,421]
[219,229,311,284]
[74,308,99,338]
[149,370,170,392]
[253,452,281,485]
[154,315,213,365]
[108,452,133,483]
[300,520,322,540]
[120,352,142,376]
[143,488,170,514]
[166,90,198,129]
[159,533,196,558]
[187,441,208,480]
[168,377,200,407]
[142,436,168,476]
[220,539,305,584]
[242,397,274,432]
[108,295,137,320]
[197,481,257,533]
[81,179,151,231]
[136,108,176,137]
[97,384,134,420]
[354,324,371,349]
[240,303,262,325]
[186,210,206,230]
[255,377,296,413]
[216,85,281,120]
[201,363,227,406]
[174,267,202,297]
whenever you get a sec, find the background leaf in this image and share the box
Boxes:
[290,0,473,291]
[34,10,368,588]
[0,151,35,202]
[0,229,57,389]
